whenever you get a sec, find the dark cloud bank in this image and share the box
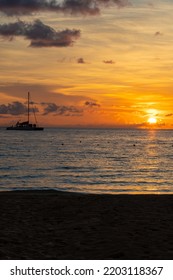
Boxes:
[0,0,129,16]
[42,101,100,116]
[0,1,130,47]
[0,101,82,117]
[0,19,80,47]
[0,101,27,115]
[0,100,100,116]
[42,103,83,116]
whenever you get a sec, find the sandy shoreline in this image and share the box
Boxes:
[0,190,173,259]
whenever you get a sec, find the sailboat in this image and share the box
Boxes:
[6,92,44,131]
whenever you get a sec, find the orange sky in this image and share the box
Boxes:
[1,0,173,128]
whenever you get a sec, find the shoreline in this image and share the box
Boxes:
[1,189,173,195]
[0,190,173,259]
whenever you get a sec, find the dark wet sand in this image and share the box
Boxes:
[0,191,173,259]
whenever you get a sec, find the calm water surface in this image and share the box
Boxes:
[1,128,173,194]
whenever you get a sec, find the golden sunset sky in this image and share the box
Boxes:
[1,0,173,128]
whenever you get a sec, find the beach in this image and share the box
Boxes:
[0,190,173,260]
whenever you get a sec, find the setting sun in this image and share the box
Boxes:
[148,117,157,124]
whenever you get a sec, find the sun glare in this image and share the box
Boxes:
[148,117,157,124]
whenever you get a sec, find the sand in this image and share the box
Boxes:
[0,190,173,260]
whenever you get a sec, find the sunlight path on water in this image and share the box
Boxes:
[1,128,173,194]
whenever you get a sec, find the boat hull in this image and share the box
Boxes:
[6,127,44,131]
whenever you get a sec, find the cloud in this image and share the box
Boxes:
[0,0,57,16]
[0,0,130,16]
[165,113,173,117]
[42,103,58,114]
[43,101,101,116]
[0,101,39,115]
[43,103,83,116]
[0,99,100,117]
[154,31,162,36]
[77,57,86,64]
[0,101,27,115]
[60,0,130,15]
[0,19,81,47]
[85,101,100,107]
[103,60,115,64]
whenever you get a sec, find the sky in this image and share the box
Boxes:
[1,0,173,128]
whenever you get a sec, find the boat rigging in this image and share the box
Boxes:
[6,92,44,131]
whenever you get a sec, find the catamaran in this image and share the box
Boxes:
[6,92,44,131]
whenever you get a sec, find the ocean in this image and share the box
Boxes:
[1,128,173,194]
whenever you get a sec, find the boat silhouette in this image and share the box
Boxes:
[6,92,44,131]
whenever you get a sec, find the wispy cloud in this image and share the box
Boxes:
[165,113,173,117]
[0,0,130,16]
[154,31,163,36]
[0,19,81,47]
[85,101,100,107]
[103,60,115,64]
[77,57,86,64]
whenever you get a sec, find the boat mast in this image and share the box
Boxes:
[28,92,30,123]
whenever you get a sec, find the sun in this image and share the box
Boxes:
[148,117,157,124]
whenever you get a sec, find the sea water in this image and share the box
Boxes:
[1,128,173,194]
